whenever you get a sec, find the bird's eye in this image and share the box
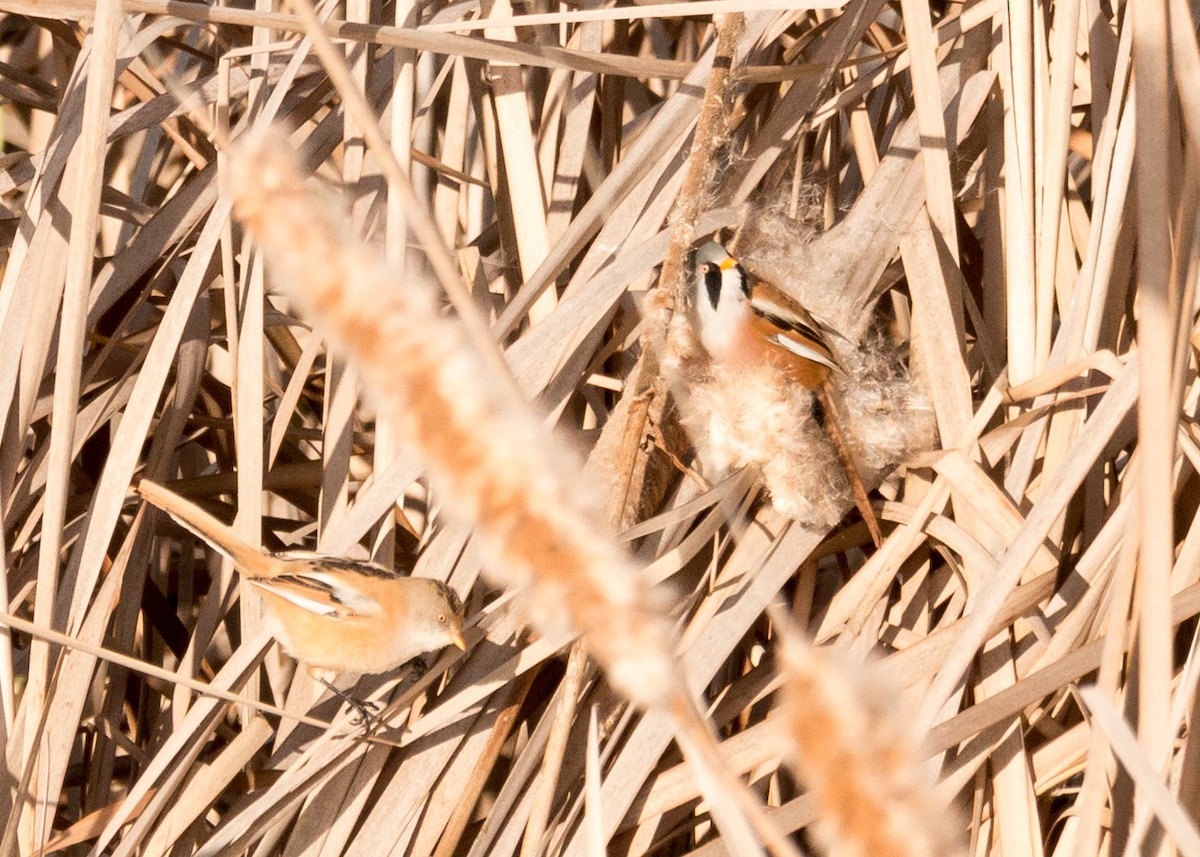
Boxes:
[437,613,447,624]
[700,262,712,273]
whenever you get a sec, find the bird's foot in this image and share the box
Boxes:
[317,676,382,731]
[345,698,383,730]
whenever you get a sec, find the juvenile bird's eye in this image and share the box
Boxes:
[437,613,447,624]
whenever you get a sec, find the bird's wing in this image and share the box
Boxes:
[749,283,842,371]
[249,560,385,619]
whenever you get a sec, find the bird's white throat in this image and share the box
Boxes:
[697,272,749,360]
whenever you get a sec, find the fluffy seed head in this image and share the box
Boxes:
[775,618,963,857]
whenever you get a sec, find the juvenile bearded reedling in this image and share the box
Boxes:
[137,480,467,724]
[692,241,884,546]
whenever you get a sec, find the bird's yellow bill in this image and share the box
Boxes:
[450,629,468,651]
[718,257,737,270]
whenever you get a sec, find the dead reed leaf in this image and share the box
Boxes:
[3,0,1198,854]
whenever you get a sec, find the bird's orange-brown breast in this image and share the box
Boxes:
[254,589,383,674]
[707,309,832,390]
[255,576,419,675]
[249,561,422,675]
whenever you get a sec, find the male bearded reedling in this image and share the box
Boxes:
[137,480,467,723]
[692,241,884,547]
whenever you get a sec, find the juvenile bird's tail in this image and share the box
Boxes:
[137,480,275,578]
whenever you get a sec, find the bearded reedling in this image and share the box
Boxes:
[692,241,884,546]
[137,480,466,724]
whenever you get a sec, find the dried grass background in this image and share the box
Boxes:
[0,0,1197,855]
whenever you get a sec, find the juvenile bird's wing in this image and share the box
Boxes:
[138,480,275,578]
[749,282,842,372]
[251,554,389,619]
[141,483,400,619]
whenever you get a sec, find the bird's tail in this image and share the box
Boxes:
[137,480,274,577]
[817,384,884,548]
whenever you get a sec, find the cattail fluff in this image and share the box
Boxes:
[735,207,935,484]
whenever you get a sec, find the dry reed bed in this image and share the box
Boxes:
[0,1,1197,856]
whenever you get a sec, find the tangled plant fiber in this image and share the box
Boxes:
[669,208,935,529]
